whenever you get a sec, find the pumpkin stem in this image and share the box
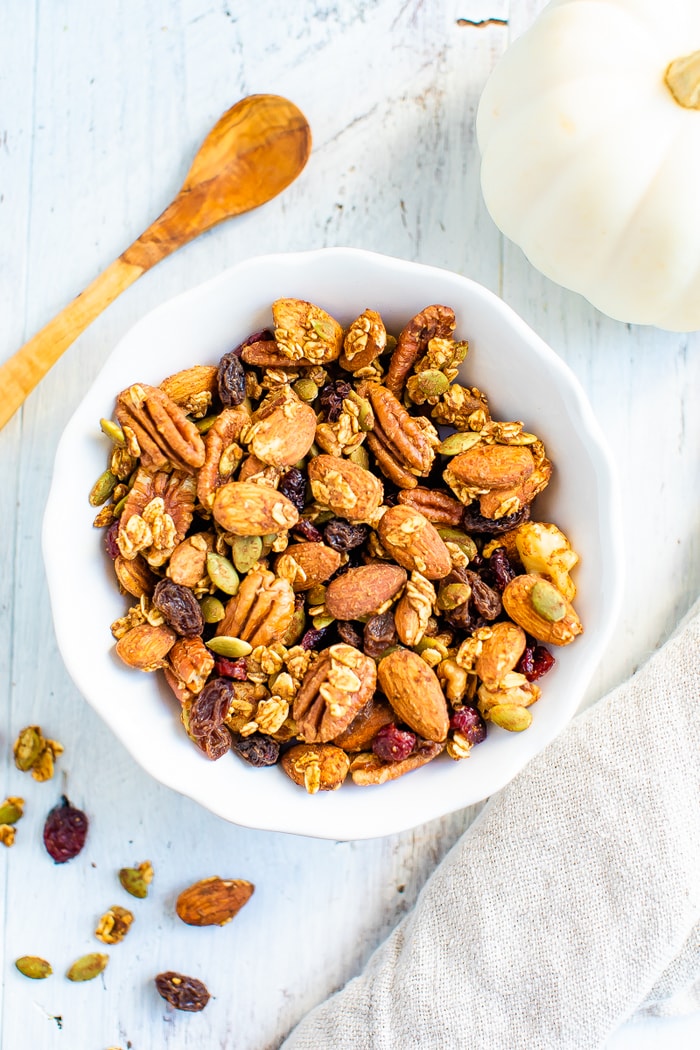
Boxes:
[665,49,700,109]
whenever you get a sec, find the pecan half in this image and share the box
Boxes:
[293,644,377,743]
[384,305,455,397]
[117,469,196,567]
[397,487,464,526]
[168,636,215,695]
[364,384,438,488]
[349,740,445,785]
[216,569,295,647]
[115,383,205,472]
[197,406,249,510]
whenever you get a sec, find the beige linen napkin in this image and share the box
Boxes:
[281,599,700,1049]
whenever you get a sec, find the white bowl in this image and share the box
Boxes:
[43,248,623,840]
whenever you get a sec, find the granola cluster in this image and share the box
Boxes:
[92,299,583,792]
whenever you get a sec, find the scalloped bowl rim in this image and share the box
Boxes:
[43,248,623,840]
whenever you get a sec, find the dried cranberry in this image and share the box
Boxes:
[517,644,555,682]
[43,796,88,864]
[104,520,120,560]
[155,971,210,1012]
[320,379,352,422]
[214,657,248,680]
[300,626,331,651]
[217,350,246,406]
[292,519,323,543]
[231,328,274,355]
[278,467,307,514]
[488,547,517,593]
[461,503,531,535]
[450,706,487,745]
[336,621,364,650]
[153,579,204,637]
[232,733,280,767]
[323,519,369,552]
[363,611,398,658]
[372,724,416,763]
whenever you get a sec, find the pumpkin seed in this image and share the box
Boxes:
[437,431,483,456]
[531,579,566,622]
[0,797,24,824]
[200,596,225,624]
[230,535,263,574]
[15,956,52,980]
[206,636,253,658]
[194,414,218,434]
[311,613,334,630]
[413,369,450,400]
[293,378,319,403]
[66,953,109,982]
[206,553,240,595]
[488,704,532,732]
[347,445,370,470]
[436,527,478,561]
[119,860,153,899]
[13,726,42,771]
[437,582,471,611]
[89,470,118,507]
[99,418,126,446]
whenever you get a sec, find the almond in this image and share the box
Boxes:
[308,454,383,524]
[474,621,527,689]
[325,563,407,620]
[175,876,254,927]
[212,481,299,535]
[446,444,535,489]
[274,542,342,592]
[502,573,583,646]
[247,391,317,466]
[281,743,350,793]
[115,623,177,671]
[377,649,449,742]
[377,505,452,580]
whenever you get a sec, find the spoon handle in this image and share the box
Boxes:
[0,256,144,430]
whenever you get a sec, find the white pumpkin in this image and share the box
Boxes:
[476,0,700,331]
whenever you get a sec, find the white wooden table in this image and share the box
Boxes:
[2,2,699,1048]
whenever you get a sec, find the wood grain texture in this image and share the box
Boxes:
[1,2,698,1048]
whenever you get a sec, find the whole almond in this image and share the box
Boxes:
[247,393,317,466]
[446,444,535,489]
[176,876,254,927]
[325,563,407,620]
[475,621,527,689]
[308,454,383,523]
[212,481,299,536]
[115,623,177,671]
[378,505,452,580]
[377,649,449,741]
[275,542,342,592]
[502,573,583,646]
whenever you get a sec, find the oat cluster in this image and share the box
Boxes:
[92,298,583,792]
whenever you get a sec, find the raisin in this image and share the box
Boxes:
[43,796,88,864]
[323,519,369,552]
[214,657,248,680]
[278,467,307,514]
[189,678,234,759]
[153,580,204,637]
[450,706,487,745]
[104,521,120,560]
[232,733,280,767]
[363,611,398,658]
[463,570,502,620]
[372,724,416,763]
[461,503,531,535]
[517,644,555,682]
[155,971,210,1012]
[336,621,364,650]
[488,547,517,593]
[217,350,246,406]
[320,379,351,422]
[300,626,331,651]
[292,519,323,543]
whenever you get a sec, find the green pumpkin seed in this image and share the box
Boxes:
[89,470,118,507]
[347,389,374,430]
[194,414,218,434]
[414,369,450,400]
[99,418,125,446]
[206,636,253,658]
[200,596,226,624]
[531,579,566,623]
[66,953,109,982]
[437,582,471,611]
[230,535,263,574]
[15,956,53,980]
[206,553,240,595]
[348,445,370,470]
[489,704,532,732]
[119,861,153,899]
[293,378,319,403]
[311,613,335,630]
[0,797,24,824]
[13,726,42,772]
[282,605,306,646]
[436,527,478,561]
[437,431,483,456]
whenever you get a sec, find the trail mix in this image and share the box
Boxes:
[91,299,583,793]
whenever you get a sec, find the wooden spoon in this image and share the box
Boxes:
[0,94,311,430]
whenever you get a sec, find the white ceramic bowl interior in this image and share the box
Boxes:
[43,248,623,839]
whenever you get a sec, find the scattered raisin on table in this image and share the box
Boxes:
[43,796,88,864]
[155,971,211,1012]
[232,733,280,767]
[153,579,204,637]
